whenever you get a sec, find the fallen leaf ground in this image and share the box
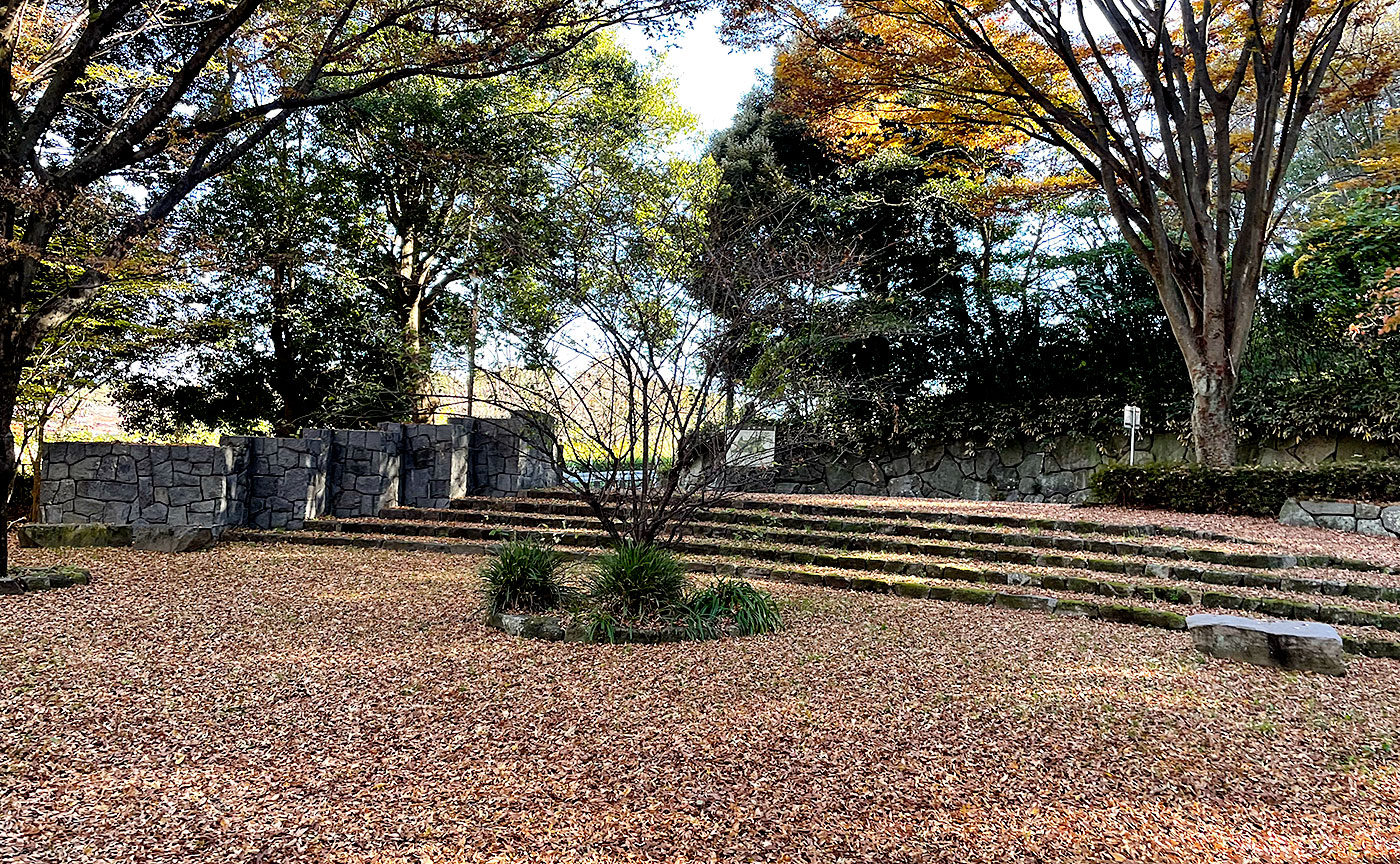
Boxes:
[3,542,1400,863]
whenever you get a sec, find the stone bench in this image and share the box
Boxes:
[1186,613,1345,676]
[1279,498,1400,539]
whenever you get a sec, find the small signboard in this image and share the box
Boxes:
[1122,405,1141,430]
[1123,405,1141,465]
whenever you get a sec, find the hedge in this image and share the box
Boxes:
[1089,461,1400,517]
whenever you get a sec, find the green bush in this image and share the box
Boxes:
[1090,461,1400,516]
[480,539,572,613]
[590,542,688,617]
[683,578,782,637]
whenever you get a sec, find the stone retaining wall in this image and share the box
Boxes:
[39,442,245,527]
[236,434,333,530]
[327,427,402,518]
[773,433,1400,503]
[37,414,558,534]
[466,413,557,497]
[1279,498,1400,539]
[401,423,471,509]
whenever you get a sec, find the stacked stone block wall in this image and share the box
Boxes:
[398,422,471,509]
[325,427,402,518]
[229,434,332,529]
[37,414,557,534]
[773,433,1400,504]
[39,442,244,527]
[463,413,558,497]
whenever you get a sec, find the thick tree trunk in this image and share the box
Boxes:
[404,293,434,422]
[1188,363,1237,468]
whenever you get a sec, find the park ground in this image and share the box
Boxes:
[3,503,1400,863]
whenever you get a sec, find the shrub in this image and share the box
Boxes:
[683,578,782,637]
[590,542,688,617]
[480,539,571,613]
[1090,461,1400,516]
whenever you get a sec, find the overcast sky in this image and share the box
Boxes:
[613,9,774,141]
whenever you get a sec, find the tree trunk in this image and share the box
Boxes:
[29,424,44,522]
[465,281,480,417]
[269,263,299,436]
[0,368,20,575]
[1188,363,1237,468]
[405,293,433,422]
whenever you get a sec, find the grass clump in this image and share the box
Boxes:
[590,541,688,617]
[683,578,782,637]
[480,539,572,613]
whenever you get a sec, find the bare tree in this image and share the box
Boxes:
[0,0,704,569]
[474,176,855,546]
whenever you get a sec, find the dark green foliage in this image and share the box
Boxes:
[116,278,421,436]
[683,578,783,637]
[480,539,571,613]
[1090,462,1400,516]
[1237,189,1400,443]
[114,122,422,437]
[707,91,1191,448]
[703,90,970,424]
[589,542,688,617]
[6,473,31,520]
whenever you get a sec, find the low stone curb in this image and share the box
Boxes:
[2,565,93,594]
[485,611,722,644]
[18,523,216,553]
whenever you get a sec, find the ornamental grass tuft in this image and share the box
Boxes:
[480,539,572,613]
[589,541,688,617]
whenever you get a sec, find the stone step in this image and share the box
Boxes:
[229,529,1400,662]
[308,516,1400,604]
[689,560,1400,662]
[501,487,1248,543]
[425,505,1299,572]
[447,495,1390,575]
[243,525,1400,635]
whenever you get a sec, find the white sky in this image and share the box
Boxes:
[613,9,774,140]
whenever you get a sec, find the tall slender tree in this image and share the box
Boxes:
[730,0,1381,464]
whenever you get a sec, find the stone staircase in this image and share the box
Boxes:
[234,492,1400,661]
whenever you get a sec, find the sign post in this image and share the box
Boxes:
[1122,405,1141,466]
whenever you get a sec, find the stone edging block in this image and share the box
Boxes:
[1280,498,1400,539]
[2,565,93,594]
